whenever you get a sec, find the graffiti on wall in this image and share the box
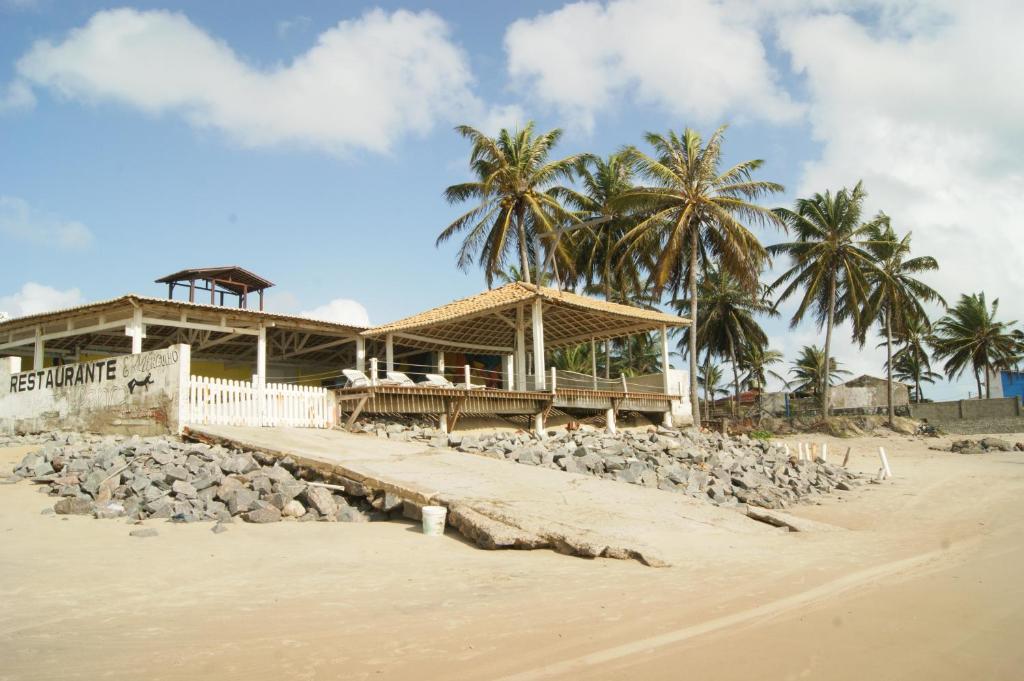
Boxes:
[0,345,185,433]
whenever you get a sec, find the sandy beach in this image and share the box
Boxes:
[1,431,1022,681]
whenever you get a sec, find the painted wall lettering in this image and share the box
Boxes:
[9,359,117,393]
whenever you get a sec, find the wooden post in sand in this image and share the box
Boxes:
[842,447,852,467]
[821,443,828,463]
[878,446,893,478]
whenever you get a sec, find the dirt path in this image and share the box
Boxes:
[1,431,1022,680]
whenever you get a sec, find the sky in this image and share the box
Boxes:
[1,0,1021,400]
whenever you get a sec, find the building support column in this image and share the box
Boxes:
[606,406,617,435]
[515,305,527,391]
[531,298,545,390]
[126,307,145,355]
[355,336,366,373]
[33,326,44,370]
[660,324,673,427]
[437,351,445,376]
[504,354,514,390]
[255,325,267,386]
[591,338,598,389]
[385,333,394,373]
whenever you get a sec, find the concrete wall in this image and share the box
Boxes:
[616,369,692,425]
[909,397,1024,434]
[911,397,1021,422]
[831,381,909,410]
[0,345,190,435]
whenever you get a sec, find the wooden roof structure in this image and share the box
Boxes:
[156,266,274,310]
[155,266,274,293]
[0,295,366,366]
[364,282,689,354]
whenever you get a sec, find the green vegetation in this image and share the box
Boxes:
[438,120,1024,418]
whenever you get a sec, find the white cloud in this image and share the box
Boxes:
[11,7,510,154]
[777,0,1024,341]
[0,282,83,319]
[0,196,94,250]
[504,0,803,132]
[300,298,370,327]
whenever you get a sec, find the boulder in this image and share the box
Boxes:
[243,506,282,523]
[226,489,258,515]
[282,499,306,518]
[303,486,338,517]
[54,497,93,515]
[981,437,1013,452]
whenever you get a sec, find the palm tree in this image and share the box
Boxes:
[620,126,784,426]
[740,342,786,419]
[890,316,939,402]
[932,292,1022,398]
[740,343,786,393]
[437,123,581,287]
[565,152,644,377]
[890,351,940,402]
[551,343,593,375]
[698,362,729,416]
[788,345,851,401]
[858,217,944,424]
[769,182,877,416]
[613,333,661,376]
[673,269,776,416]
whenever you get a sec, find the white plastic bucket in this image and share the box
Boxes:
[421,505,447,536]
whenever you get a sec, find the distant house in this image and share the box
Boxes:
[831,374,911,411]
[986,369,1024,400]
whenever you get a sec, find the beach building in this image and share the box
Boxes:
[0,269,691,435]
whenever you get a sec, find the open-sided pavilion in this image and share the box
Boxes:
[0,294,367,385]
[345,282,691,432]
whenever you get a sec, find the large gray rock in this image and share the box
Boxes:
[54,497,93,515]
[171,480,197,498]
[226,489,258,515]
[303,486,338,517]
[243,506,282,523]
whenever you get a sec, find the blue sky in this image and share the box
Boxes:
[2,0,1021,399]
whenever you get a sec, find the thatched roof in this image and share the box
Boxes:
[364,282,688,353]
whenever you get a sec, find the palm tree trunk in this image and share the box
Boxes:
[688,229,701,427]
[885,306,894,426]
[516,208,531,284]
[603,283,612,379]
[915,376,922,403]
[822,270,837,419]
[729,336,740,418]
[985,361,991,399]
[975,367,982,399]
[703,350,712,419]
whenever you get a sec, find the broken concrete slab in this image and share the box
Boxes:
[185,425,769,566]
[746,506,841,533]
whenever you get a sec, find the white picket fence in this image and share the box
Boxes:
[186,375,335,428]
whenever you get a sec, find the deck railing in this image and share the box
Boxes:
[186,375,334,428]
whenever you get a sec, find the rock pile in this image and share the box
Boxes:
[355,418,861,509]
[9,432,385,524]
[949,437,1021,454]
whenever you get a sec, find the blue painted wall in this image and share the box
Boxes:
[1000,371,1024,399]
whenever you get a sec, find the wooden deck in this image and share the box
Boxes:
[333,384,674,431]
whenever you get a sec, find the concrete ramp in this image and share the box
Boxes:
[185,425,766,566]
